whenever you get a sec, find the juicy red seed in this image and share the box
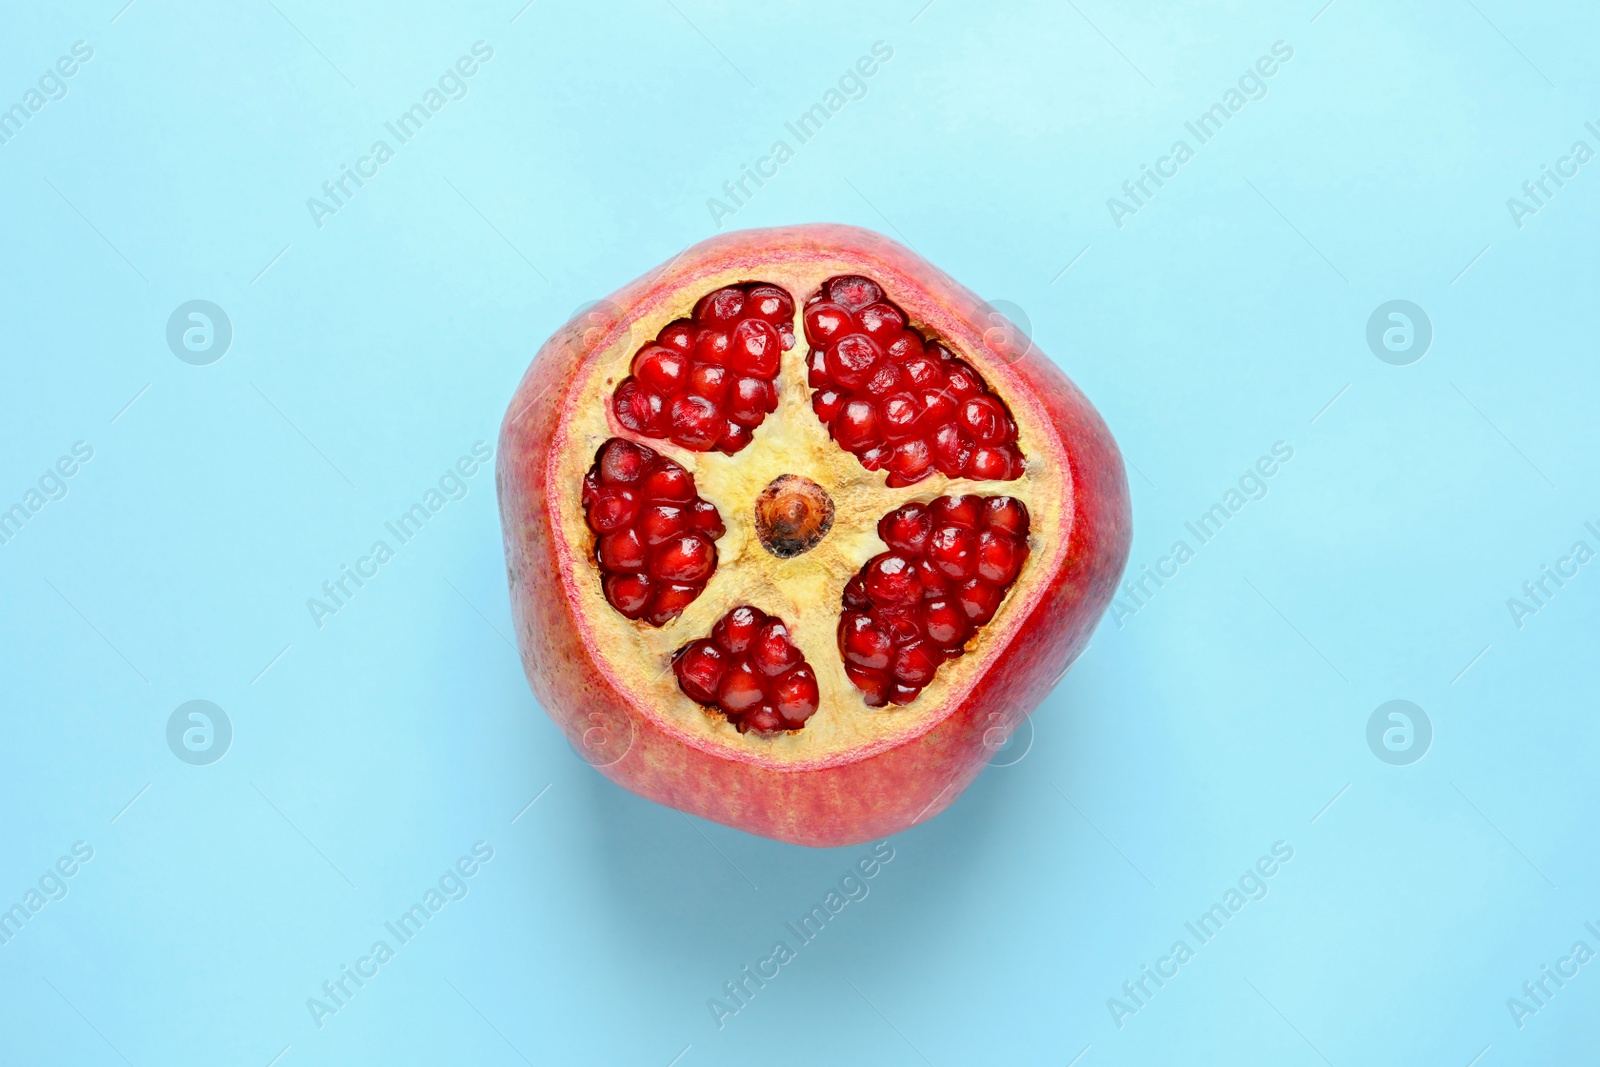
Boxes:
[772,666,819,724]
[598,438,648,485]
[713,605,765,654]
[675,640,725,702]
[840,612,892,671]
[832,399,881,451]
[688,363,730,405]
[825,334,881,389]
[611,282,794,454]
[826,275,884,310]
[982,496,1029,537]
[892,642,939,686]
[931,495,983,528]
[696,287,746,323]
[633,346,689,394]
[675,606,818,733]
[927,526,978,580]
[728,377,774,426]
[599,529,646,572]
[586,487,637,532]
[924,599,969,647]
[977,530,1024,584]
[715,423,752,454]
[956,578,1003,624]
[813,389,846,424]
[879,503,932,554]
[863,554,921,606]
[669,394,725,451]
[646,583,699,626]
[804,276,1022,483]
[879,393,921,440]
[604,574,652,618]
[751,620,802,676]
[846,665,891,707]
[612,378,665,435]
[652,534,715,582]
[638,503,688,547]
[886,438,934,487]
[583,439,722,625]
[730,319,782,377]
[838,495,1030,706]
[743,706,784,733]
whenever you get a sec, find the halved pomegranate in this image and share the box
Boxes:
[497,224,1131,847]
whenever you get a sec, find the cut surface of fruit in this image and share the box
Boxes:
[581,437,725,626]
[804,275,1025,486]
[611,282,794,454]
[674,605,820,734]
[498,224,1131,846]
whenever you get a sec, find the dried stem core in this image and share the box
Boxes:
[754,474,835,559]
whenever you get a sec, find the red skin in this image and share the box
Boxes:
[497,224,1131,847]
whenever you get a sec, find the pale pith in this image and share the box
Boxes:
[546,262,1069,763]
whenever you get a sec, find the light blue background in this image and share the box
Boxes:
[2,1,1596,1064]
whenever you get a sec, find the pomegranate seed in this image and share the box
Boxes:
[584,486,637,533]
[652,534,715,583]
[832,399,881,451]
[729,377,773,427]
[751,619,802,676]
[846,665,891,707]
[825,334,880,389]
[772,666,819,724]
[695,287,746,323]
[730,319,781,377]
[632,345,689,394]
[646,583,700,625]
[838,495,1030,706]
[674,606,818,732]
[863,554,921,606]
[603,574,652,618]
[688,363,730,405]
[582,439,722,625]
[713,605,764,654]
[839,612,891,671]
[718,661,766,711]
[977,530,1024,584]
[675,640,725,702]
[638,503,688,547]
[826,275,884,310]
[598,529,646,572]
[982,496,1029,537]
[611,282,793,454]
[956,578,1003,624]
[803,277,1022,483]
[598,438,648,485]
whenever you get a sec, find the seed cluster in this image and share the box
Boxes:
[674,606,821,733]
[804,276,1025,486]
[839,495,1030,706]
[581,438,724,626]
[611,283,794,454]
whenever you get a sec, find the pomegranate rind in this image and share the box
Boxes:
[497,224,1131,847]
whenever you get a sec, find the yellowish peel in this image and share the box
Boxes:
[549,265,1065,761]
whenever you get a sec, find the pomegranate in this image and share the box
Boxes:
[497,224,1131,847]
